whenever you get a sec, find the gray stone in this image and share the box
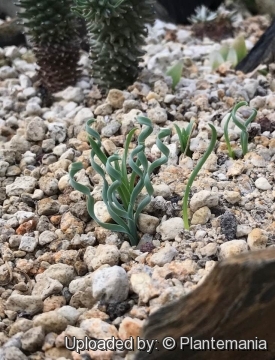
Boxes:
[0,160,9,176]
[47,122,67,143]
[156,217,184,241]
[149,243,178,266]
[25,117,47,141]
[5,294,43,315]
[89,244,119,270]
[255,177,272,190]
[56,306,80,325]
[219,240,248,259]
[19,235,38,252]
[26,102,42,115]
[0,347,28,360]
[92,265,129,303]
[39,230,57,246]
[101,121,121,137]
[0,66,17,79]
[6,176,37,196]
[41,263,75,286]
[74,107,93,125]
[137,214,160,234]
[147,107,167,124]
[32,276,63,300]
[37,198,60,216]
[38,175,58,196]
[33,311,69,334]
[190,190,219,212]
[21,326,45,352]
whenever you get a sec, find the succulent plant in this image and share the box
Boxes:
[73,0,155,90]
[16,0,81,93]
[188,5,218,24]
[209,35,247,70]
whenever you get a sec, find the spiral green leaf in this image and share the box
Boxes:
[69,116,171,245]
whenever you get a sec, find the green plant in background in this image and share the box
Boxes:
[182,124,217,230]
[210,35,247,70]
[188,5,218,23]
[16,0,80,93]
[69,116,170,246]
[73,0,155,90]
[166,60,184,90]
[223,112,235,159]
[174,121,194,157]
[224,101,257,158]
[231,101,257,156]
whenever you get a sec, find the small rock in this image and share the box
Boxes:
[1,347,28,360]
[21,326,45,352]
[219,240,248,259]
[41,263,75,286]
[56,306,80,325]
[247,228,268,250]
[227,160,245,177]
[47,123,67,144]
[149,243,178,266]
[60,211,84,239]
[26,102,42,115]
[37,198,60,216]
[80,318,118,339]
[156,217,184,241]
[101,121,121,137]
[0,66,17,79]
[32,276,63,300]
[190,190,219,212]
[39,175,59,196]
[153,183,171,198]
[33,311,69,334]
[9,318,33,337]
[74,107,93,125]
[255,177,272,190]
[130,273,159,304]
[107,89,125,108]
[19,235,38,252]
[0,160,9,176]
[89,244,119,270]
[39,230,57,246]
[93,201,112,223]
[236,225,252,238]
[200,243,217,257]
[56,86,84,103]
[137,214,160,234]
[94,103,112,115]
[147,107,167,124]
[119,317,143,341]
[191,206,211,225]
[220,211,237,240]
[5,294,43,315]
[25,117,47,141]
[92,265,129,303]
[223,191,241,204]
[6,176,37,196]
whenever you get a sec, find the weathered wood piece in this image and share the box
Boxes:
[135,248,275,360]
[236,19,275,73]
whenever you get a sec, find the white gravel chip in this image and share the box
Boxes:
[254,177,272,190]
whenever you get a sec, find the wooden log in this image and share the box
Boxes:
[135,248,275,360]
[236,19,275,73]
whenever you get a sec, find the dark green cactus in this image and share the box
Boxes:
[16,0,80,93]
[74,0,156,90]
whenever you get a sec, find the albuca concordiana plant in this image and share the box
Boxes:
[69,116,171,246]
[73,0,155,90]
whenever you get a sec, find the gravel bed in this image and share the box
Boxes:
[0,14,275,360]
